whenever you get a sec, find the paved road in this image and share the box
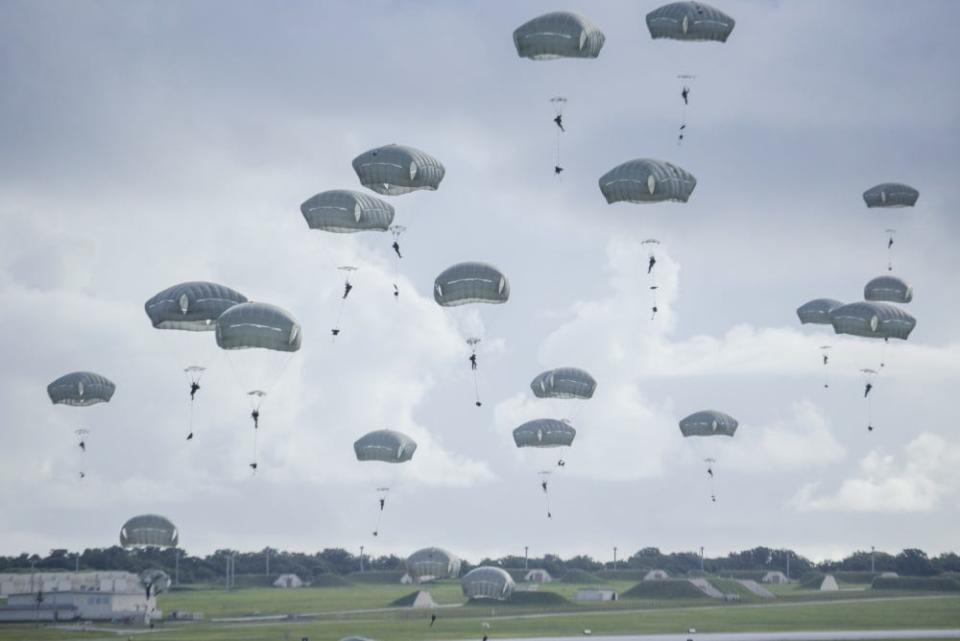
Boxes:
[471,631,960,641]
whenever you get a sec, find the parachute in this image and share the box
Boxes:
[434,262,510,407]
[599,159,697,204]
[461,566,515,601]
[352,144,445,196]
[145,281,247,440]
[512,11,605,60]
[354,429,417,537]
[406,548,462,583]
[530,367,597,400]
[216,302,302,472]
[354,429,418,463]
[796,298,844,325]
[120,514,179,549]
[679,409,738,502]
[829,302,916,341]
[47,371,115,479]
[513,418,576,448]
[864,275,913,304]
[646,2,736,42]
[300,190,395,233]
[863,183,919,208]
[47,371,115,406]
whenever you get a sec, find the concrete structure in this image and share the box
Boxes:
[643,569,669,581]
[737,579,775,598]
[272,574,303,588]
[762,571,789,584]
[0,571,156,623]
[410,590,437,609]
[524,569,553,583]
[820,574,840,591]
[575,587,617,601]
[688,578,725,599]
[880,572,899,578]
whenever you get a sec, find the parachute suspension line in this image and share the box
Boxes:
[861,368,877,433]
[223,351,296,474]
[184,366,205,441]
[389,225,406,301]
[75,428,89,480]
[332,265,357,340]
[820,345,831,389]
[372,487,390,537]
[879,337,889,369]
[704,458,716,503]
[539,471,553,519]
[677,75,695,146]
[467,337,482,407]
[885,229,896,272]
[550,96,566,178]
[642,239,660,320]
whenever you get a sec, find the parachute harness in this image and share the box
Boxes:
[551,97,566,177]
[861,368,878,432]
[885,229,896,272]
[539,471,553,519]
[677,75,695,145]
[820,345,831,389]
[643,239,660,320]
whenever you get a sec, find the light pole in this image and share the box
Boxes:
[360,545,365,573]
[700,546,705,573]
[871,546,875,573]
[524,546,529,570]
[613,546,618,570]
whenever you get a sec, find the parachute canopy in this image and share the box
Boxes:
[530,367,597,399]
[864,275,913,304]
[406,547,462,583]
[679,410,739,437]
[144,281,248,332]
[434,262,510,307]
[829,301,916,340]
[646,2,736,42]
[47,371,116,407]
[300,190,395,233]
[863,183,919,208]
[513,11,606,60]
[352,144,445,196]
[461,566,515,601]
[120,514,178,549]
[796,298,844,325]
[215,303,302,352]
[354,429,418,463]
[513,418,576,448]
[599,159,697,204]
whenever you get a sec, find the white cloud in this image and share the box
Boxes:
[791,433,960,513]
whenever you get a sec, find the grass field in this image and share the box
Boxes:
[0,578,956,641]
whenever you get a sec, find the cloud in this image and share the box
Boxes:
[791,433,960,513]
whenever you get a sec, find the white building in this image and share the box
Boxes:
[643,569,669,581]
[0,572,157,623]
[820,575,839,591]
[272,574,303,588]
[574,587,617,601]
[762,571,788,584]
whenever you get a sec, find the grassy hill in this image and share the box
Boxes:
[621,579,708,599]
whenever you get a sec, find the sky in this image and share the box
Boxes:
[1,0,959,565]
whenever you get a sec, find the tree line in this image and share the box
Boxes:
[0,546,956,584]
